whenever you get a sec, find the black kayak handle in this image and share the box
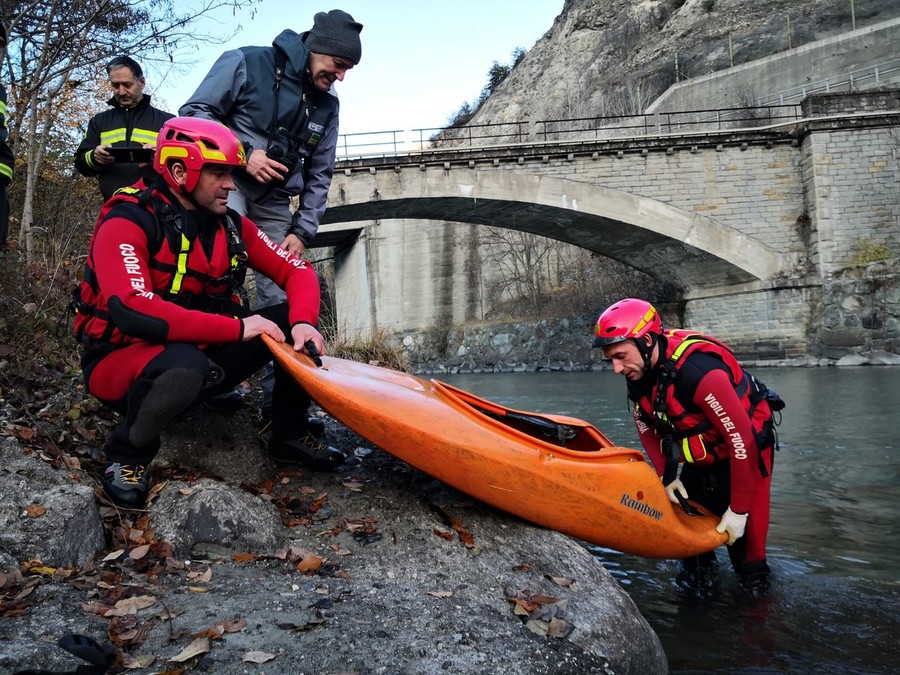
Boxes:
[304,340,323,368]
[674,489,702,517]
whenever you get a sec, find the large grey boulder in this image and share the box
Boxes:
[0,408,667,674]
[0,437,105,568]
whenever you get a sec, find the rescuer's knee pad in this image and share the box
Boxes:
[127,367,205,447]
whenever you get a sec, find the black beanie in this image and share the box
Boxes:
[304,9,363,65]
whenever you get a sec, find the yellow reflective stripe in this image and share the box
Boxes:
[632,307,657,335]
[112,186,141,198]
[669,334,704,362]
[0,163,11,180]
[169,233,191,294]
[130,128,160,145]
[100,129,128,144]
[680,436,708,463]
[158,146,188,165]
[0,100,7,117]
[100,128,161,146]
[197,140,226,162]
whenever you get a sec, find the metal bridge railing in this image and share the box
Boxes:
[756,57,900,106]
[533,105,803,142]
[334,105,805,160]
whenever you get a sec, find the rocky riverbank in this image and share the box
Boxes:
[0,399,667,674]
[400,314,900,374]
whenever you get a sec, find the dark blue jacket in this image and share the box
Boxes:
[179,29,339,244]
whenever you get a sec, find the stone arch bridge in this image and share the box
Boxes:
[313,92,900,359]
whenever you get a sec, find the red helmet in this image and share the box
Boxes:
[154,117,246,193]
[592,298,661,348]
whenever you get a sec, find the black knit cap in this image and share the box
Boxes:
[304,9,363,64]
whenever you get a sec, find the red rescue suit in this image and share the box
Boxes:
[628,330,775,570]
[73,187,320,403]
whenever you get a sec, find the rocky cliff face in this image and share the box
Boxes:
[472,0,899,124]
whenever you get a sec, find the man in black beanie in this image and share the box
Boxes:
[179,10,363,457]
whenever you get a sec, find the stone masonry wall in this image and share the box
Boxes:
[402,315,599,375]
[400,280,900,374]
[491,143,806,257]
[801,125,900,273]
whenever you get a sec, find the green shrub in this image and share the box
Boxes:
[848,240,895,265]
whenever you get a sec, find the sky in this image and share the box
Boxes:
[148,1,564,150]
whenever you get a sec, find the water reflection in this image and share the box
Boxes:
[440,367,900,673]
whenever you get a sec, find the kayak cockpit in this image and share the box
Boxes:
[432,380,617,452]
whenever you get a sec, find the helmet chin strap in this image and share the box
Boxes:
[168,165,202,211]
[635,333,659,373]
[181,186,202,211]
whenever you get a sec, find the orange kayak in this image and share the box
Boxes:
[265,337,727,559]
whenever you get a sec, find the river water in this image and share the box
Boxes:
[439,367,899,674]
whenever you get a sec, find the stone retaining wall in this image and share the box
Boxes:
[400,265,900,373]
[402,315,599,375]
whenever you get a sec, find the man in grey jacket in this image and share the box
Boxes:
[179,9,362,416]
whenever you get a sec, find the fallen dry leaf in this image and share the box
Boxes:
[219,618,247,633]
[81,602,112,616]
[187,568,212,582]
[548,575,575,587]
[297,553,324,573]
[432,529,453,541]
[342,479,364,492]
[243,650,276,664]
[128,544,150,560]
[25,566,56,576]
[425,591,453,599]
[24,504,47,518]
[526,619,549,636]
[168,637,210,662]
[102,549,125,562]
[547,617,575,639]
[122,653,156,669]
[105,595,157,616]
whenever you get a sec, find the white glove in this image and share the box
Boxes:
[716,507,748,545]
[664,478,688,505]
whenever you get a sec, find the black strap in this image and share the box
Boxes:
[653,367,681,487]
[269,49,288,138]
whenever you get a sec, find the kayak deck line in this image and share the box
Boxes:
[264,336,728,558]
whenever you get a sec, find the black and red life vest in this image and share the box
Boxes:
[72,187,248,352]
[632,330,775,471]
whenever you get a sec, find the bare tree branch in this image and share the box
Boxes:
[0,0,260,260]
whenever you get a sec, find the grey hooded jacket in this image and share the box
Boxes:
[179,29,339,244]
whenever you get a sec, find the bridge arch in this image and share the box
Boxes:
[320,169,786,290]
